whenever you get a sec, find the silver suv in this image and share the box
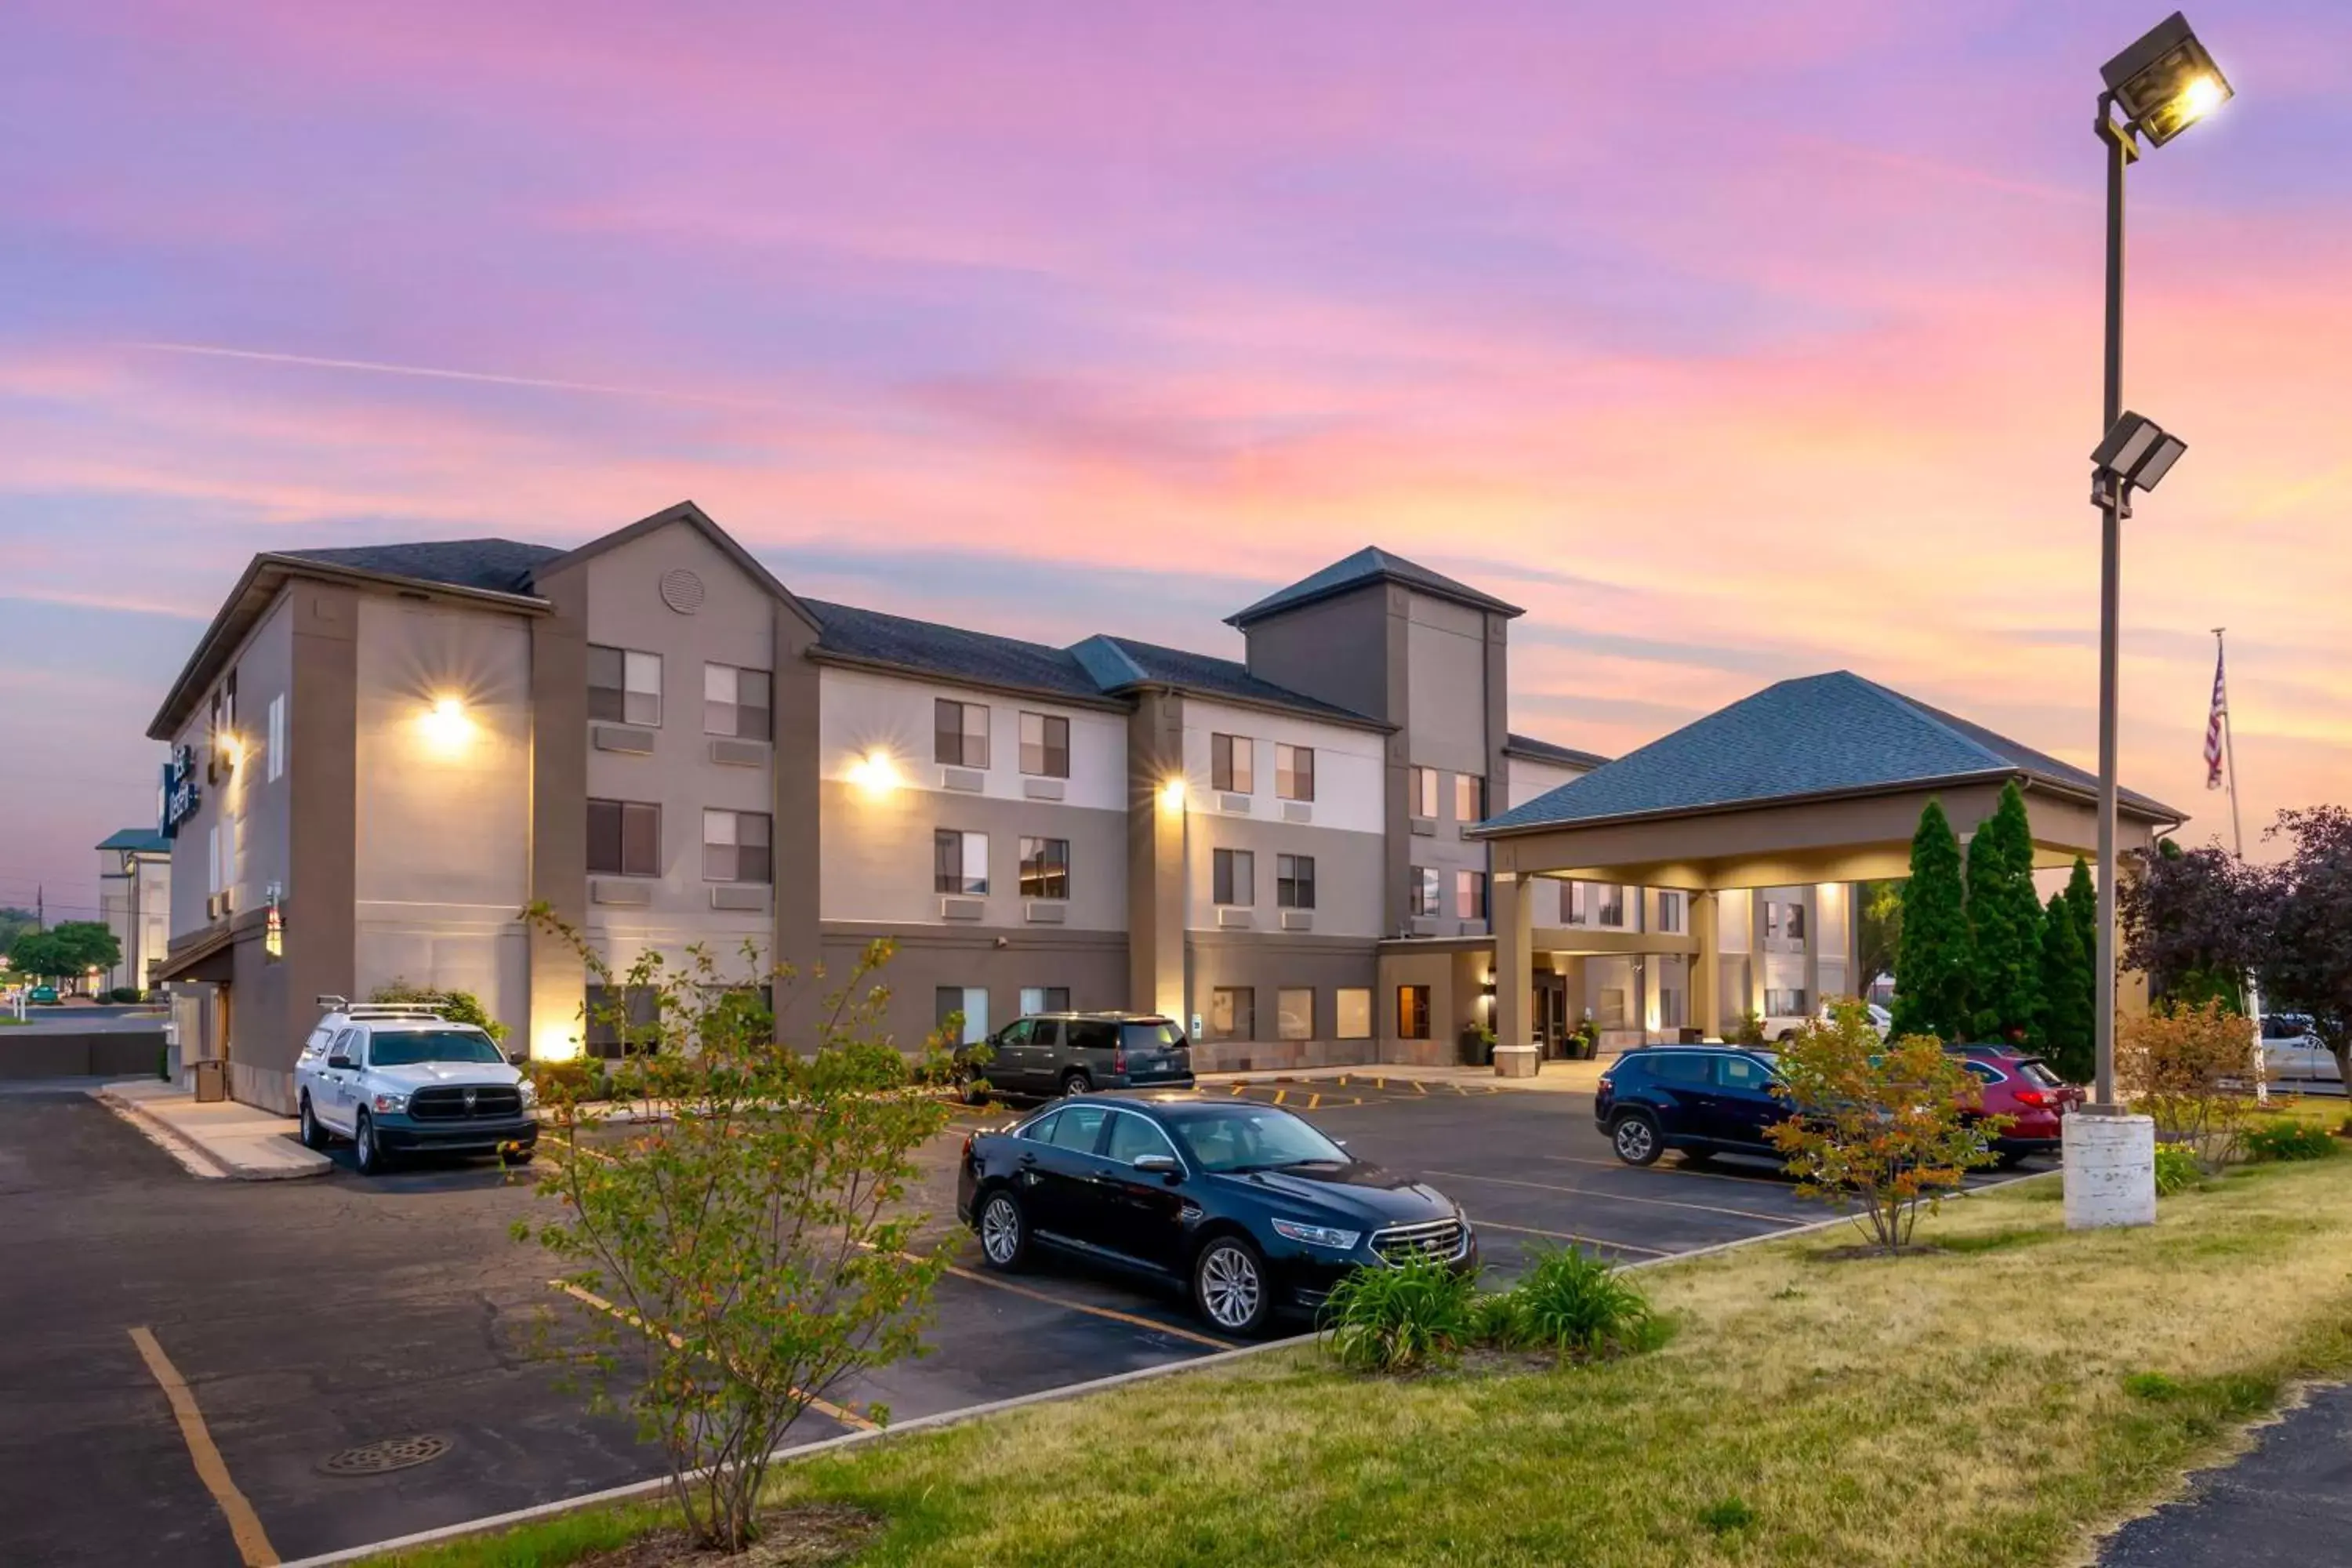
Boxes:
[294,1000,538,1175]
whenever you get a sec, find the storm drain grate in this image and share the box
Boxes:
[318,1434,452,1476]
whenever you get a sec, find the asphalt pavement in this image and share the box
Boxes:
[2098,1382,2352,1566]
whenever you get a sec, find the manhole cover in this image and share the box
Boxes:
[318,1434,452,1476]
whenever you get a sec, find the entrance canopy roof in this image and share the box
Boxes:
[1471,671,2183,889]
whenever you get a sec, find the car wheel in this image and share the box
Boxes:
[978,1189,1031,1271]
[1994,1147,2030,1170]
[1192,1236,1272,1336]
[353,1111,394,1177]
[956,1069,987,1105]
[298,1094,329,1150]
[1061,1070,1093,1098]
[1611,1111,1664,1167]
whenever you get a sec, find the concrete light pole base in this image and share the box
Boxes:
[2063,1112,2158,1229]
[1492,1044,1541,1080]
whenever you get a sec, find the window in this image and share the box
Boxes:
[589,646,662,727]
[1396,985,1432,1040]
[1277,988,1314,1040]
[1568,881,1590,925]
[934,699,989,768]
[702,664,771,739]
[1335,989,1372,1040]
[1657,891,1685,935]
[1210,733,1253,793]
[1106,1109,1180,1166]
[1018,837,1070,900]
[1646,1051,1710,1085]
[1600,988,1629,1028]
[1065,1018,1118,1051]
[1276,853,1316,909]
[1210,986,1255,1040]
[1212,848,1255,906]
[1410,866,1442,918]
[207,671,238,783]
[1659,989,1686,1029]
[1018,985,1071,1015]
[934,985,989,1044]
[587,799,661,877]
[1043,1104,1109,1152]
[1598,885,1626,927]
[702,809,771,883]
[1410,766,1439,819]
[1454,773,1485,823]
[206,824,223,896]
[1019,712,1070,778]
[1455,870,1488,921]
[1766,901,1808,941]
[934,830,989,895]
[1962,1060,2003,1085]
[1275,743,1315,802]
[1018,1108,1060,1143]
[584,985,660,1058]
[1715,1055,1775,1094]
[266,694,285,782]
[1765,988,1809,1016]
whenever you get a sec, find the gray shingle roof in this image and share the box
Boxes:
[1479,671,2182,833]
[96,827,170,853]
[279,539,564,597]
[1504,732,1610,771]
[1073,636,1381,724]
[802,601,1106,702]
[1225,546,1523,627]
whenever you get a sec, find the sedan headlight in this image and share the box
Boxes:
[1271,1218,1362,1251]
[371,1090,409,1114]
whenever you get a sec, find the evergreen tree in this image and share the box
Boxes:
[2063,856,2097,960]
[1890,798,1971,1041]
[1965,780,2044,1043]
[2038,891,2096,1083]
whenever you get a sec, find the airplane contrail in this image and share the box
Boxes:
[125,340,786,410]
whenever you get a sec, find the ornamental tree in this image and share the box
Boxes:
[1890,799,1971,1041]
[2263,805,2352,1088]
[1964,781,2043,1044]
[2037,890,2095,1084]
[2118,837,2269,1010]
[517,906,956,1553]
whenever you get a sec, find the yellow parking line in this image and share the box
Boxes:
[1423,1169,1801,1225]
[1307,1093,1323,1111]
[941,1262,1236,1351]
[129,1327,280,1567]
[1470,1219,1671,1258]
[1411,1080,1428,1095]
[1272,1088,1288,1105]
[547,1282,876,1431]
[1228,1082,1247,1096]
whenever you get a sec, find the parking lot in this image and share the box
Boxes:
[0,1075,2042,1566]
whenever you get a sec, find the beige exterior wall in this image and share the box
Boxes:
[1504,753,1586,811]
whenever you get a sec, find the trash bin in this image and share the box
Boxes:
[192,1058,227,1103]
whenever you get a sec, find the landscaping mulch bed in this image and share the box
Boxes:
[570,1504,880,1567]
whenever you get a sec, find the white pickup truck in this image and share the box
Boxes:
[293,1000,538,1175]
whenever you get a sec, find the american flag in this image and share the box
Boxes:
[2204,640,2229,789]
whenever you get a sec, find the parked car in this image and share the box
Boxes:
[1595,1044,1787,1166]
[1864,1003,1893,1040]
[956,1094,1474,1334]
[1947,1044,2081,1166]
[27,985,60,1005]
[956,1011,1195,1101]
[293,1000,536,1175]
[2262,1014,2343,1094]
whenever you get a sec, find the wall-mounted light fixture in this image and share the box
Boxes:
[1159,775,1188,811]
[848,749,901,797]
[418,694,474,753]
[532,1023,583,1062]
[217,731,245,771]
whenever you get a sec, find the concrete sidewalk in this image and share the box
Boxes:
[95,1079,332,1180]
[1197,1057,1611,1095]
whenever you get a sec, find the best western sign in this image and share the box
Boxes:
[160,746,201,838]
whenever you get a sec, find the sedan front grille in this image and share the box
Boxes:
[408,1085,524,1121]
[1370,1218,1468,1266]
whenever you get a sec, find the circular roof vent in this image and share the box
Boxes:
[659,568,706,615]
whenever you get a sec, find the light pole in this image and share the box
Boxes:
[2087,12,2230,1113]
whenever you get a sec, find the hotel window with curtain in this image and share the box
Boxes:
[1210,733,1253,793]
[702,809,771,883]
[1276,853,1315,909]
[589,646,662,727]
[934,830,989,895]
[703,664,771,739]
[1018,837,1070,899]
[1456,869,1488,920]
[1275,743,1314,801]
[1212,848,1255,906]
[1410,866,1442,918]
[588,799,661,877]
[1019,712,1069,778]
[935,699,989,768]
[1453,773,1485,824]
[1409,766,1439,819]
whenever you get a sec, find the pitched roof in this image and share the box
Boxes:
[1503,732,1610,771]
[1072,636,1385,727]
[1225,546,1523,628]
[801,600,1110,704]
[1477,670,2182,834]
[96,827,170,854]
[278,539,564,596]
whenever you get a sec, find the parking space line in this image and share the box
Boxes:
[1423,1169,1806,1225]
[937,1263,1238,1352]
[547,1282,877,1431]
[1469,1219,1670,1257]
[129,1327,281,1567]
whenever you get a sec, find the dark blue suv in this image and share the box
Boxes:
[1594,1046,1787,1167]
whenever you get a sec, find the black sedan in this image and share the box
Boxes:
[955,1093,1475,1335]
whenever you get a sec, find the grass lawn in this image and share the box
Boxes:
[384,1149,2352,1568]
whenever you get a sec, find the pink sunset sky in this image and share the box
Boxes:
[3,1,2348,920]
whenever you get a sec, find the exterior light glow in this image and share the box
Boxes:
[848,750,901,797]
[218,732,245,769]
[532,1023,583,1062]
[1159,776,1188,811]
[418,694,474,753]
[2101,11,2232,147]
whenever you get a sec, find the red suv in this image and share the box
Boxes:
[1950,1045,2082,1167]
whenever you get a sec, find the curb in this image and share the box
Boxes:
[89,1087,332,1181]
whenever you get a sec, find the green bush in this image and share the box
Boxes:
[2152,1142,2203,1195]
[108,986,143,1004]
[1487,1247,1659,1362]
[370,980,510,1043]
[2244,1120,2336,1163]
[1318,1256,1480,1373]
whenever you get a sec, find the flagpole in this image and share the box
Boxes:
[2214,626,2266,1104]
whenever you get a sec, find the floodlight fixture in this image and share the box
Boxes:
[2090,410,2187,493]
[2100,11,2232,147]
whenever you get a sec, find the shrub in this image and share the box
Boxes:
[1732,1011,1768,1047]
[2116,1000,2259,1168]
[1766,1001,2002,1254]
[108,986,143,1004]
[372,979,510,1044]
[2151,1142,2203,1195]
[1318,1255,1480,1374]
[1493,1247,1657,1362]
[2244,1120,2336,1163]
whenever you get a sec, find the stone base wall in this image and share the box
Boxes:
[1189,1037,1383,1074]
